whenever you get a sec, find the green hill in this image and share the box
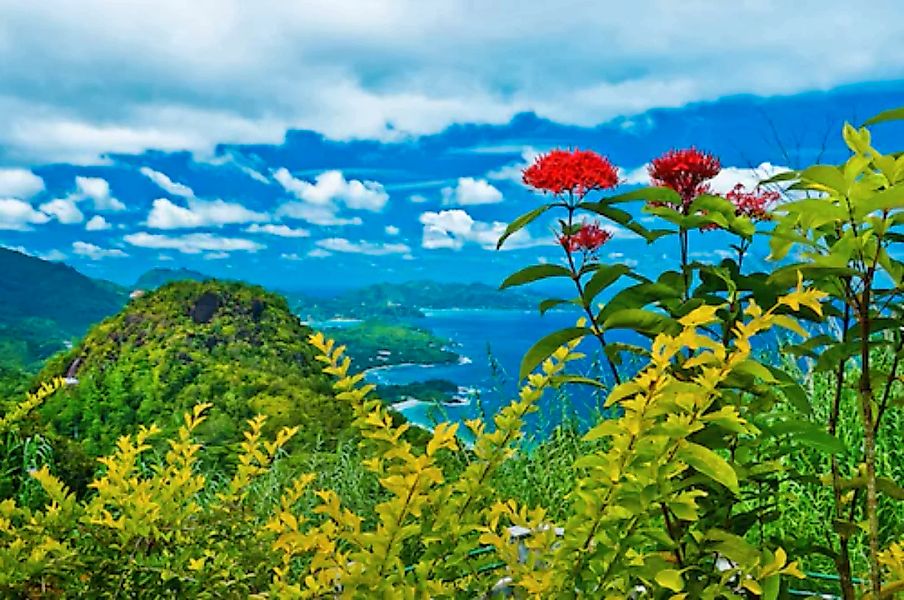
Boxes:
[134,267,211,290]
[36,280,351,488]
[0,248,127,368]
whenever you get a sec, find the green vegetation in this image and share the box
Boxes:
[291,280,540,321]
[34,280,351,489]
[133,267,211,290]
[1,110,904,597]
[323,320,458,370]
[0,248,126,368]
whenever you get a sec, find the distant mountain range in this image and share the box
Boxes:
[0,252,540,369]
[290,280,541,321]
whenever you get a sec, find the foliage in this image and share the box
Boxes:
[33,280,351,491]
[0,298,815,598]
[498,113,904,597]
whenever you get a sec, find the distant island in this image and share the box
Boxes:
[322,321,459,370]
[289,280,541,322]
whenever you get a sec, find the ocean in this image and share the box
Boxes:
[356,308,626,436]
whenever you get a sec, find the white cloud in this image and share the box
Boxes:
[72,241,128,260]
[146,197,268,229]
[409,194,429,204]
[0,198,51,230]
[619,165,652,186]
[280,252,303,261]
[707,162,793,194]
[419,208,541,251]
[245,223,311,237]
[442,177,503,205]
[2,2,899,164]
[85,215,111,231]
[74,176,126,211]
[140,166,194,197]
[274,168,387,226]
[315,237,411,256]
[203,252,229,260]
[384,225,400,236]
[124,232,264,254]
[307,248,332,258]
[487,147,540,185]
[39,198,84,224]
[0,169,44,198]
[276,168,388,207]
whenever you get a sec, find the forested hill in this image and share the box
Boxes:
[37,280,351,488]
[291,280,540,321]
[0,248,127,367]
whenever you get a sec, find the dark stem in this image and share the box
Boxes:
[679,228,690,301]
[829,299,855,600]
[857,284,882,597]
[564,205,621,385]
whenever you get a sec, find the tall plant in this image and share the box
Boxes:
[767,110,904,598]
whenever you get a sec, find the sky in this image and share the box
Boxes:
[1,1,903,291]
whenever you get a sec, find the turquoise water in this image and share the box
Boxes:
[358,308,625,435]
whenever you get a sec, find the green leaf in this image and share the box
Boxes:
[538,298,575,315]
[689,193,736,216]
[678,442,739,494]
[496,205,553,249]
[765,419,845,454]
[580,202,673,243]
[583,264,631,304]
[600,186,681,205]
[519,326,590,379]
[800,164,847,194]
[600,308,678,336]
[500,264,572,289]
[654,569,684,592]
[863,106,904,126]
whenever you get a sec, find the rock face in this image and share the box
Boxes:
[191,292,221,324]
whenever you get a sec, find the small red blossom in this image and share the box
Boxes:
[559,222,612,253]
[727,183,778,222]
[523,149,619,198]
[700,184,780,231]
[648,148,721,208]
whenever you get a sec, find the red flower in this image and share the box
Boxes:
[726,183,778,222]
[559,222,612,253]
[700,184,779,231]
[523,149,619,198]
[648,148,721,208]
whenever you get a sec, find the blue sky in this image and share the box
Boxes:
[1,2,903,291]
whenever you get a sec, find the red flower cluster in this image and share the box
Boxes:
[559,222,612,253]
[648,148,721,207]
[700,184,780,231]
[523,149,619,198]
[726,183,779,222]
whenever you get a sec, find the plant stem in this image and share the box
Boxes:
[857,286,882,597]
[679,228,690,301]
[830,299,855,600]
[563,206,621,385]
